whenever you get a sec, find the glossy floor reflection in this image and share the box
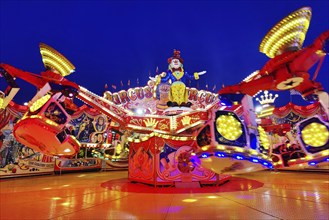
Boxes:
[0,170,328,219]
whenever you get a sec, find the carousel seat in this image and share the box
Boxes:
[13,95,80,156]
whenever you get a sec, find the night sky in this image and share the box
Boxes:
[1,0,328,108]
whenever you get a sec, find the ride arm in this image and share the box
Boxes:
[289,30,329,73]
[0,63,81,112]
[286,30,329,98]
[76,86,128,126]
[0,63,80,90]
[218,75,276,96]
[0,63,49,89]
[0,63,45,108]
[0,67,20,109]
[218,30,329,97]
[0,63,127,127]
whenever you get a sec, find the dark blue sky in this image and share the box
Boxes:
[1,0,328,107]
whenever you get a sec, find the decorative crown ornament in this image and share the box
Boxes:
[255,90,279,106]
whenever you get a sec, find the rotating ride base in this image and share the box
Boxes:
[199,156,271,175]
[129,174,231,189]
[128,138,233,188]
[195,146,273,175]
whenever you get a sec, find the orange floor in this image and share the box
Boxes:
[0,170,328,220]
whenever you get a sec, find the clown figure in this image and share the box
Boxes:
[156,50,206,107]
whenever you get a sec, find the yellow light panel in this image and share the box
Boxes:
[29,94,51,112]
[216,115,243,141]
[301,122,329,147]
[258,126,270,149]
[0,96,3,108]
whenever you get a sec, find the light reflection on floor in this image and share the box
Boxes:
[100,176,263,194]
[0,170,328,219]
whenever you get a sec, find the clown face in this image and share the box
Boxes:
[169,58,182,69]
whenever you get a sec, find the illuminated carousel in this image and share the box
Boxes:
[0,7,328,185]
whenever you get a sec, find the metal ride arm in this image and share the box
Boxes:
[218,30,329,99]
[0,63,80,94]
[77,86,128,126]
[1,63,48,89]
[0,63,165,132]
[77,86,211,134]
[0,63,129,126]
[0,63,167,132]
[0,67,20,109]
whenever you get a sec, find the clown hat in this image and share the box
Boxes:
[168,49,184,63]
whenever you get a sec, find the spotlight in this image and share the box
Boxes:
[251,158,259,163]
[235,155,244,160]
[308,162,317,166]
[64,148,71,153]
[255,106,262,113]
[61,86,78,98]
[215,152,225,157]
[135,108,145,115]
[201,153,209,158]
[219,99,232,107]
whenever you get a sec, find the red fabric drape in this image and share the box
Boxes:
[273,102,321,118]
[71,104,101,118]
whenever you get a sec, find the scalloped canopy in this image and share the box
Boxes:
[259,7,312,58]
[39,43,75,76]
